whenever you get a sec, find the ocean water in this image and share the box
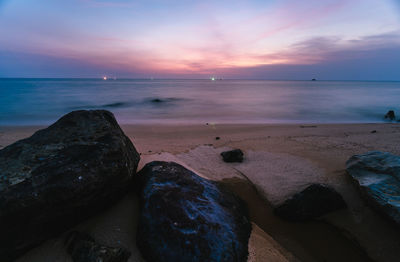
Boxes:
[1,78,400,125]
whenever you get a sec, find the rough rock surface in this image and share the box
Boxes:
[66,231,131,262]
[274,184,347,221]
[346,151,400,226]
[0,110,140,261]
[137,161,251,262]
[221,149,244,163]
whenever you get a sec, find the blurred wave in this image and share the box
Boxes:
[1,79,400,125]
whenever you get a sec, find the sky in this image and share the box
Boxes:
[0,0,399,80]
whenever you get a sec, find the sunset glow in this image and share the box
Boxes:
[0,0,399,79]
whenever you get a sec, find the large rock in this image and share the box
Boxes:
[384,110,395,120]
[274,184,347,221]
[0,110,140,261]
[66,231,131,262]
[137,161,251,262]
[346,151,400,226]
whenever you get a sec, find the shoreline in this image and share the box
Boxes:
[2,122,400,261]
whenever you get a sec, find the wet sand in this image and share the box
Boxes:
[2,123,400,261]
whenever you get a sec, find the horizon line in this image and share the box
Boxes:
[1,77,400,82]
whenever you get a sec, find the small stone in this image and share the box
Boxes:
[221,149,244,163]
[215,136,220,140]
[371,130,377,133]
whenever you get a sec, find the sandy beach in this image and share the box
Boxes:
[2,123,400,262]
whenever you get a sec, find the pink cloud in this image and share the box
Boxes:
[251,0,351,42]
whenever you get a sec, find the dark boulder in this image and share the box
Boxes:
[66,231,131,262]
[221,149,244,163]
[137,161,251,262]
[384,110,395,120]
[0,110,140,261]
[274,184,347,221]
[346,151,400,226]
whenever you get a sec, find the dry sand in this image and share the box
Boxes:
[2,123,400,261]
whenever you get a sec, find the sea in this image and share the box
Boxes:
[1,78,400,126]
